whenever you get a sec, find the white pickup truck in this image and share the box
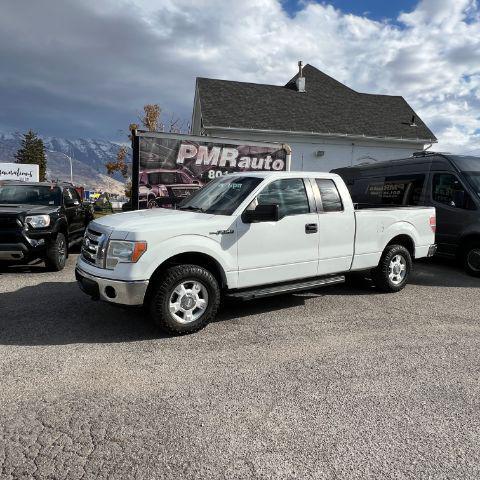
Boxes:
[76,172,436,334]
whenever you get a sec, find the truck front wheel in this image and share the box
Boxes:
[45,232,67,271]
[371,244,412,293]
[149,264,220,335]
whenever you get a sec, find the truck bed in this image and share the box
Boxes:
[351,205,435,271]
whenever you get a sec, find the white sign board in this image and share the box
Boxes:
[0,163,39,182]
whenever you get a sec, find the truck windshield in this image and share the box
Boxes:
[178,176,262,215]
[463,172,480,198]
[0,184,62,206]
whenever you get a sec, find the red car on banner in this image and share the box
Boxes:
[139,168,202,208]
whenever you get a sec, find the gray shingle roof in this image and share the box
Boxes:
[196,64,437,142]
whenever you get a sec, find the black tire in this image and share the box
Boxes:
[149,264,220,335]
[463,241,480,277]
[371,244,412,293]
[147,197,158,209]
[45,232,67,271]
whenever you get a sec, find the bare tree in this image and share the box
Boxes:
[105,145,129,179]
[105,104,189,198]
[139,104,161,132]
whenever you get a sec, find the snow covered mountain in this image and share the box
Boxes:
[0,132,128,195]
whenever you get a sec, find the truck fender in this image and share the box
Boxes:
[143,234,236,288]
[51,217,68,238]
[382,221,419,257]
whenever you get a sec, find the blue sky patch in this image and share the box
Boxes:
[282,0,418,22]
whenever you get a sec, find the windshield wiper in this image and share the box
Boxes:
[178,205,206,213]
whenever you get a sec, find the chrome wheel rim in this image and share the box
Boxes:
[388,254,406,285]
[169,280,209,324]
[147,199,158,209]
[467,248,480,272]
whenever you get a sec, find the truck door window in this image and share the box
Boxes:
[69,188,81,203]
[256,179,310,217]
[432,173,475,209]
[149,172,176,185]
[63,188,74,205]
[316,179,343,212]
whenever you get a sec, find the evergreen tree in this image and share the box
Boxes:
[14,130,47,181]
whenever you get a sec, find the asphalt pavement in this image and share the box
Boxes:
[0,255,479,479]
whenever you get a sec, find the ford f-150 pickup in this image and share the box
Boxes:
[76,172,437,334]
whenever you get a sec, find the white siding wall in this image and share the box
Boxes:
[201,128,426,172]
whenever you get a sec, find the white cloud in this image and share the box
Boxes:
[0,0,478,154]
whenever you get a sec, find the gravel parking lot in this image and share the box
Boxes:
[0,255,479,479]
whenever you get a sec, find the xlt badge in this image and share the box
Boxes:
[209,229,234,235]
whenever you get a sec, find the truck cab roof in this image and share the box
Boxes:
[230,171,341,180]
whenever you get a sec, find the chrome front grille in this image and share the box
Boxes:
[81,226,109,267]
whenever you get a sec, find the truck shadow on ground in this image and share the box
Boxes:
[410,258,479,288]
[0,260,476,346]
[0,260,49,274]
[0,281,161,346]
[0,279,322,346]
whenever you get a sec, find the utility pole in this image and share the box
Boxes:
[46,149,73,183]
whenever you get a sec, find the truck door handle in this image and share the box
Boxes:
[305,223,318,234]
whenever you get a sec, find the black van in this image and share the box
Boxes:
[332,152,480,276]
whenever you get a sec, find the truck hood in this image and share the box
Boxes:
[91,208,234,239]
[0,204,59,216]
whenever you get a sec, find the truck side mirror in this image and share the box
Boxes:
[242,204,279,223]
[65,198,78,207]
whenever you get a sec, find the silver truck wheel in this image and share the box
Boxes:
[149,264,220,335]
[388,254,407,285]
[372,244,412,293]
[169,280,209,324]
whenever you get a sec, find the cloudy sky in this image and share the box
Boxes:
[0,0,479,153]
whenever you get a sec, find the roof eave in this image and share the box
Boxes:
[202,125,437,144]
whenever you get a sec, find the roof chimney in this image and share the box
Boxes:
[296,61,305,93]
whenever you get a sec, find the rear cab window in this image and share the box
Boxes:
[316,179,343,212]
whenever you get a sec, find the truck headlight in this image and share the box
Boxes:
[25,215,50,228]
[105,240,147,269]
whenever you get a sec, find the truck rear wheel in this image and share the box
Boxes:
[149,264,220,335]
[45,232,67,272]
[371,244,412,293]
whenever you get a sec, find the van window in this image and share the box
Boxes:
[349,174,425,206]
[316,179,343,212]
[432,173,476,210]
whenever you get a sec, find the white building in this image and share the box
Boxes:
[191,63,437,172]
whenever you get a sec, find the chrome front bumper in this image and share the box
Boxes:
[75,267,149,306]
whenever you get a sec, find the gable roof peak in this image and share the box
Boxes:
[285,63,357,94]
